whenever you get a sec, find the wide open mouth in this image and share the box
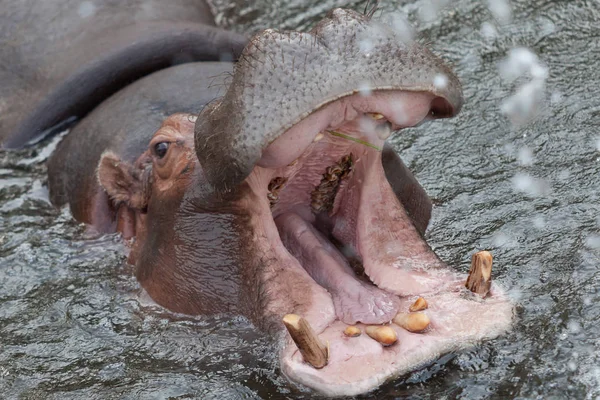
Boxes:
[243,90,513,396]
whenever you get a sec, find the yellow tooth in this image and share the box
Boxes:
[368,112,385,120]
[465,251,493,296]
[344,325,362,337]
[409,297,428,312]
[282,314,328,369]
[393,312,430,333]
[313,132,325,142]
[365,325,398,346]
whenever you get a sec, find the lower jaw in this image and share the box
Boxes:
[244,143,513,395]
[280,283,513,397]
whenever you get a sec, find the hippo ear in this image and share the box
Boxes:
[97,151,149,211]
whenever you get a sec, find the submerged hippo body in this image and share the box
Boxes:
[0,0,246,147]
[2,3,513,396]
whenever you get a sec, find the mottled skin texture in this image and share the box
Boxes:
[196,9,462,191]
[0,0,246,148]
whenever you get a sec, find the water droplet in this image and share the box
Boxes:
[567,321,581,334]
[358,82,372,96]
[511,173,549,197]
[532,215,545,229]
[480,22,498,40]
[517,146,534,166]
[433,74,448,89]
[380,12,415,43]
[78,1,96,18]
[486,0,512,23]
[584,235,600,249]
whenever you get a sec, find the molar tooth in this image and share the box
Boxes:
[344,326,362,337]
[376,121,392,140]
[282,314,328,369]
[409,297,428,312]
[393,312,430,333]
[365,325,398,346]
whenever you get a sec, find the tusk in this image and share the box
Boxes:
[282,314,328,369]
[409,297,428,312]
[465,250,493,296]
[313,132,325,142]
[365,325,398,346]
[393,312,430,333]
[344,325,362,337]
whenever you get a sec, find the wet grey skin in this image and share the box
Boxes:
[0,0,246,148]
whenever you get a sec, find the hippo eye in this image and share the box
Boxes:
[153,142,169,158]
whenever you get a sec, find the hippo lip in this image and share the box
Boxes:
[240,89,513,396]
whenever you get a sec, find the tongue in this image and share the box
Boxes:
[332,148,460,296]
[275,212,401,324]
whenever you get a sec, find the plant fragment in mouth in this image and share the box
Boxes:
[310,154,354,213]
[267,176,288,208]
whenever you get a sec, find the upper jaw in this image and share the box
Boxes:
[194,8,463,193]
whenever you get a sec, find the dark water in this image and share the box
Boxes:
[1,0,599,398]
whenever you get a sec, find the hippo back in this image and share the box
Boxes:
[0,0,245,148]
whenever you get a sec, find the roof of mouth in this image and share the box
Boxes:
[195,8,464,192]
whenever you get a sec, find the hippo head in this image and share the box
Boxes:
[98,9,512,396]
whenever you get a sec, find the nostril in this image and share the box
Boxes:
[429,97,454,119]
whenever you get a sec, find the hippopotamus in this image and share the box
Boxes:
[1,1,513,396]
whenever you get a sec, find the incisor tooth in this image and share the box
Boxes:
[409,297,428,312]
[282,314,328,369]
[344,326,361,337]
[393,312,430,333]
[365,325,397,346]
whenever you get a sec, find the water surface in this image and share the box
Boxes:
[1,0,599,398]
